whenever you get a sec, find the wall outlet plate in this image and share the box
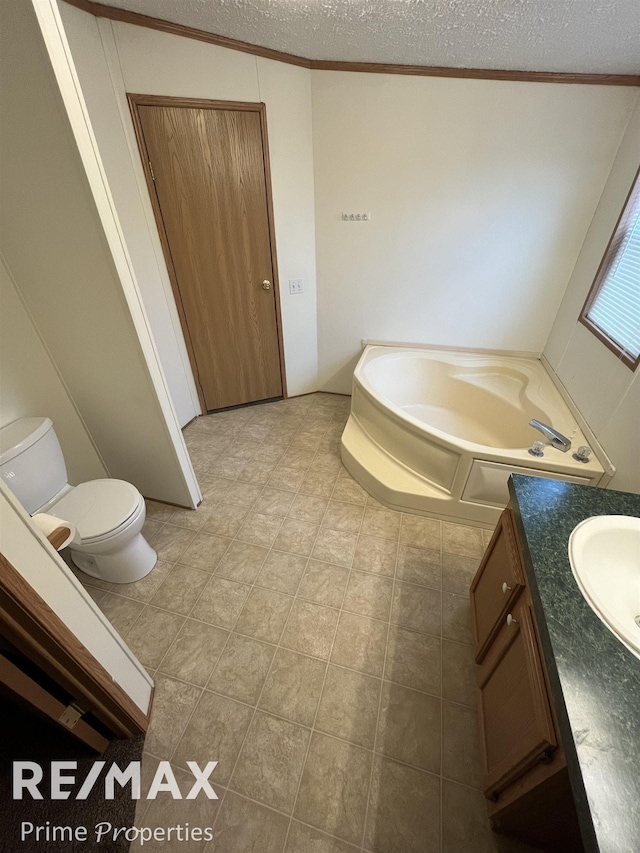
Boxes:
[289,278,303,294]
[342,212,370,221]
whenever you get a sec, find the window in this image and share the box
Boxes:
[580,168,640,370]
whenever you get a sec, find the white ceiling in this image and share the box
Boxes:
[95,0,640,75]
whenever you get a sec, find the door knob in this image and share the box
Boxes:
[502,582,511,594]
[506,613,517,627]
[262,280,271,290]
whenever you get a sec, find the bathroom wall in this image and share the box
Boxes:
[55,3,200,426]
[0,0,198,506]
[1,484,152,714]
[52,0,640,428]
[544,94,640,493]
[0,257,107,486]
[312,72,638,391]
[57,2,319,409]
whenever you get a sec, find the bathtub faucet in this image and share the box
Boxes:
[529,419,571,452]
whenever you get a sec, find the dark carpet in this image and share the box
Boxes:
[0,695,144,853]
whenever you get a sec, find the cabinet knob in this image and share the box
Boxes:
[502,582,511,594]
[506,613,517,627]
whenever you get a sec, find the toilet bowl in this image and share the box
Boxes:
[0,417,157,584]
[50,479,156,583]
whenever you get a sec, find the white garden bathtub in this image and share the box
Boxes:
[341,346,611,525]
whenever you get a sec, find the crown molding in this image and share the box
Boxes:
[62,0,640,86]
[63,0,312,68]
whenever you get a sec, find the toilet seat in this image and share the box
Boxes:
[77,498,146,547]
[49,479,143,544]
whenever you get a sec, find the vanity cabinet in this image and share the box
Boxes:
[471,506,584,852]
[471,507,524,661]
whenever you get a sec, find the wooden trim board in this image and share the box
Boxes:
[61,0,640,86]
[258,104,288,399]
[0,553,150,739]
[63,0,312,68]
[309,60,640,86]
[0,653,110,753]
[126,96,207,413]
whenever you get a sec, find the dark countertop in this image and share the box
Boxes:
[508,474,640,853]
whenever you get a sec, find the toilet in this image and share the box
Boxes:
[0,417,157,584]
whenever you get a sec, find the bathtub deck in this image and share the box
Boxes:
[341,413,472,521]
[345,346,606,526]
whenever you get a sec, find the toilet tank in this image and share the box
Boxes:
[0,417,69,513]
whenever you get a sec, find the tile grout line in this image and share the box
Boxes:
[91,397,483,851]
[161,408,326,741]
[281,464,366,852]
[129,649,476,713]
[88,550,474,692]
[186,402,343,847]
[131,402,320,828]
[147,404,332,649]
[358,506,403,852]
[149,401,320,837]
[91,548,483,613]
[140,664,476,740]
[101,466,468,661]
[122,406,343,683]
[144,726,483,796]
[94,565,472,630]
[154,409,309,809]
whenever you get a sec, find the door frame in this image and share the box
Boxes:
[0,553,150,741]
[127,94,288,412]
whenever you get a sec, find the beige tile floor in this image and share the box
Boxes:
[74,393,539,853]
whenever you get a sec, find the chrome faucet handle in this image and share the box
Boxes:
[529,419,572,453]
[573,445,592,463]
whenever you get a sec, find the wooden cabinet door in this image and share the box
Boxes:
[471,507,525,662]
[477,594,557,799]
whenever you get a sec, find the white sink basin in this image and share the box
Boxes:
[568,515,640,660]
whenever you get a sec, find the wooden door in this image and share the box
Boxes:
[131,97,284,411]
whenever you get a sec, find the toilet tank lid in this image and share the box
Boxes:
[0,417,53,465]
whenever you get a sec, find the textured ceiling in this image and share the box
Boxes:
[94,0,640,74]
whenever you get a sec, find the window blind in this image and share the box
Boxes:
[584,174,640,366]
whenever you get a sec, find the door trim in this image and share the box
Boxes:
[127,94,288,411]
[0,653,110,753]
[0,553,150,738]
